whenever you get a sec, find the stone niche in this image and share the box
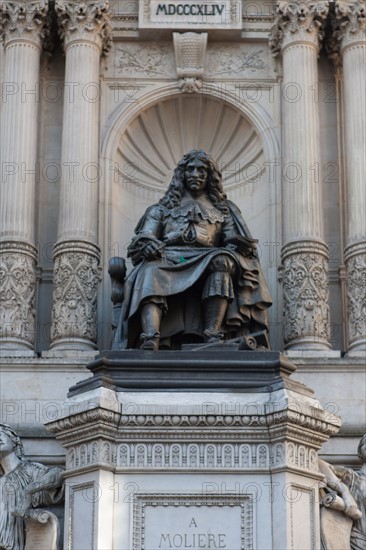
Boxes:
[105,92,282,348]
[46,350,340,549]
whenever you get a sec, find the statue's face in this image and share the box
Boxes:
[184,158,208,197]
[0,429,14,457]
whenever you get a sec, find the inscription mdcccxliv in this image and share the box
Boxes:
[155,3,225,16]
[141,0,242,28]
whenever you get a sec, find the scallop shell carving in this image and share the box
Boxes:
[116,95,264,192]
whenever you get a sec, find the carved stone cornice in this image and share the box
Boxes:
[0,1,51,49]
[55,0,112,54]
[281,240,331,349]
[270,1,329,55]
[50,241,101,349]
[0,241,37,349]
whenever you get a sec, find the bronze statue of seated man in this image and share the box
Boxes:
[111,149,272,351]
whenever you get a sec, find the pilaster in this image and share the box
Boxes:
[49,1,111,352]
[270,0,331,350]
[0,1,50,354]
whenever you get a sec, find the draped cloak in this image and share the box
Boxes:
[112,197,272,349]
[0,461,64,550]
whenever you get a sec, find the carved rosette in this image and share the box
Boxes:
[270,0,329,55]
[173,32,208,93]
[50,242,100,350]
[0,1,51,49]
[345,244,366,351]
[282,241,331,349]
[55,0,112,54]
[0,242,37,349]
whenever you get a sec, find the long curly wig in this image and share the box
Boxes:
[159,150,229,213]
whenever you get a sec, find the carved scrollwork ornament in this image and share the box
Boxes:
[0,1,51,49]
[50,241,101,348]
[0,243,37,349]
[269,0,329,56]
[55,0,112,54]
[345,246,366,349]
[282,241,331,348]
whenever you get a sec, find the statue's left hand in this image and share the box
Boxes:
[142,240,164,260]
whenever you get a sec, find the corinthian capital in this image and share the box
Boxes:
[55,0,112,54]
[0,1,50,48]
[333,0,366,48]
[270,1,329,55]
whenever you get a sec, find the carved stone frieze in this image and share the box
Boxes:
[0,0,51,49]
[282,241,331,349]
[270,0,329,55]
[173,32,207,93]
[63,439,319,473]
[55,0,112,53]
[0,242,37,349]
[50,241,100,349]
[345,244,366,349]
[206,44,269,78]
[113,42,175,77]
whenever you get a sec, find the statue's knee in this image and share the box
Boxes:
[208,254,236,274]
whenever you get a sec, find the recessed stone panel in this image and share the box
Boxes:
[139,0,242,29]
[133,493,253,550]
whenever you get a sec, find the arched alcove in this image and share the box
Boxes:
[99,87,282,349]
[115,94,265,193]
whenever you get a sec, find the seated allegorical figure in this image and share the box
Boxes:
[319,434,366,550]
[112,149,272,351]
[0,423,64,550]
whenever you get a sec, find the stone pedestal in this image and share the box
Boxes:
[47,350,340,549]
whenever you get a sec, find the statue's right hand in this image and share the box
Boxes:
[142,240,163,260]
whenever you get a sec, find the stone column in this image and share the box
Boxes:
[333,1,366,354]
[49,1,111,352]
[270,0,331,350]
[0,1,50,354]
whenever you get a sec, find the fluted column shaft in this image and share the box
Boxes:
[271,0,331,350]
[335,0,366,353]
[0,1,49,352]
[50,1,111,351]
